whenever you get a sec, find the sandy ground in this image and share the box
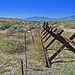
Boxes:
[64,29,75,32]
[0,29,8,33]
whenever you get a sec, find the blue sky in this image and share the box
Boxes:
[0,0,75,19]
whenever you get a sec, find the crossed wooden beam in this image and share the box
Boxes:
[41,22,75,67]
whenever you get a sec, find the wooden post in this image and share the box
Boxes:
[24,31,27,68]
[31,31,35,47]
[20,59,24,75]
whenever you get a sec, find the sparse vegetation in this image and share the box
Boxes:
[0,18,75,75]
[0,39,24,53]
[64,23,75,29]
[61,20,75,29]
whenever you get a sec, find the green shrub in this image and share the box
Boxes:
[0,39,24,53]
[16,28,24,33]
[0,22,12,30]
[29,25,35,31]
[7,27,16,36]
[61,62,75,75]
[57,27,62,32]
[15,21,22,25]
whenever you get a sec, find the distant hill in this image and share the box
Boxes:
[23,16,57,21]
[59,15,75,21]
[0,17,25,21]
[23,15,75,21]
[1,15,75,21]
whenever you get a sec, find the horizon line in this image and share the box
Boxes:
[0,15,75,19]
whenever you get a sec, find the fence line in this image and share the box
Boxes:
[41,22,75,67]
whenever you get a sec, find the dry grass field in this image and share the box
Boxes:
[0,18,75,75]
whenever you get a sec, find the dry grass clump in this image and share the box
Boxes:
[3,58,11,65]
[41,61,45,66]
[0,68,7,74]
[13,69,21,75]
[15,33,24,39]
[16,57,21,63]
